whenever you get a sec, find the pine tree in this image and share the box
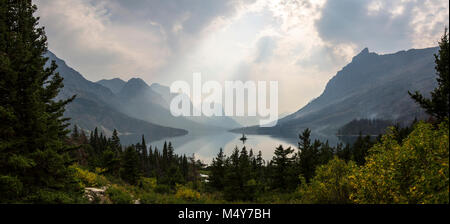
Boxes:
[298,128,311,152]
[110,129,121,152]
[352,133,372,166]
[298,128,319,182]
[148,145,154,175]
[120,146,141,185]
[255,151,265,176]
[0,1,82,203]
[223,147,241,201]
[271,145,294,190]
[209,148,226,190]
[318,140,334,165]
[167,142,175,163]
[71,125,79,139]
[181,155,189,182]
[162,141,168,170]
[409,29,449,122]
[140,135,148,176]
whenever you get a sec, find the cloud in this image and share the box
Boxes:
[36,0,170,81]
[316,0,449,53]
[35,0,255,81]
[34,0,449,116]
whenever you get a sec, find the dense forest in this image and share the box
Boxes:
[337,119,396,136]
[0,1,448,204]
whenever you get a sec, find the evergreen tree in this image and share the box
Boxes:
[0,1,82,203]
[318,140,334,165]
[101,149,120,176]
[140,135,148,176]
[271,145,294,190]
[223,147,241,201]
[209,148,226,190]
[409,29,449,122]
[71,125,79,139]
[120,146,141,185]
[255,150,265,183]
[181,155,189,182]
[162,141,168,171]
[352,133,372,166]
[238,147,258,200]
[298,129,319,182]
[336,143,352,162]
[110,129,121,152]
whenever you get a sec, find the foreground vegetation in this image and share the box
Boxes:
[0,1,448,204]
[43,119,447,204]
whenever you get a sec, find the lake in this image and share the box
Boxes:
[148,131,343,164]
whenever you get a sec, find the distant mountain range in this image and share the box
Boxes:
[45,51,241,144]
[96,77,241,131]
[48,45,438,143]
[45,51,189,144]
[234,47,438,138]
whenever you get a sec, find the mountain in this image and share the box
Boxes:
[236,47,439,138]
[96,78,241,131]
[45,51,118,106]
[106,78,223,132]
[118,78,167,108]
[149,83,177,106]
[97,78,126,94]
[45,51,187,144]
[149,83,241,129]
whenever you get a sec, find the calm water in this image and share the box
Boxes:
[148,131,342,164]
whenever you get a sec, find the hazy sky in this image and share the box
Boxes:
[35,0,449,114]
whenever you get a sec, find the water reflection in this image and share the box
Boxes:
[122,130,350,164]
[148,131,341,164]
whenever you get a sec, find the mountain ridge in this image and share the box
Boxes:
[45,51,188,144]
[234,46,438,138]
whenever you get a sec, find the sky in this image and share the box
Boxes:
[35,0,449,115]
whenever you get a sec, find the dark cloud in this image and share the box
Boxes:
[105,0,237,33]
[316,0,416,52]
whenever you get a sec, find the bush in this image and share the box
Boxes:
[106,185,134,204]
[299,157,356,204]
[154,184,172,194]
[140,192,159,204]
[175,185,201,202]
[71,165,108,188]
[349,121,449,204]
[139,177,157,190]
[25,189,79,204]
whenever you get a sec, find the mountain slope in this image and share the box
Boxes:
[97,78,126,94]
[45,51,187,144]
[149,83,241,129]
[239,47,438,138]
[96,78,241,131]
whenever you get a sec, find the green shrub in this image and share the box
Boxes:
[25,189,77,204]
[139,177,157,191]
[106,185,134,204]
[140,192,159,204]
[154,184,172,194]
[175,185,201,202]
[299,157,356,204]
[350,121,449,204]
[71,165,108,187]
